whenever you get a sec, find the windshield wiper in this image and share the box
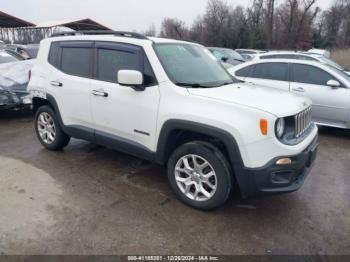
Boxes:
[216,82,234,87]
[175,82,211,88]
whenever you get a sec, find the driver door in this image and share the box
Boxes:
[90,42,160,151]
[290,63,350,125]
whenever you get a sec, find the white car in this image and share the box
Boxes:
[307,48,331,58]
[229,59,350,129]
[253,51,350,75]
[28,31,318,210]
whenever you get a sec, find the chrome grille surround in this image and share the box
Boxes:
[294,107,312,138]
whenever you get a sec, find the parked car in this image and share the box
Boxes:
[0,57,33,110]
[28,31,318,210]
[307,48,331,58]
[208,47,245,67]
[0,49,24,64]
[235,49,266,59]
[253,51,350,75]
[5,44,39,60]
[229,59,350,129]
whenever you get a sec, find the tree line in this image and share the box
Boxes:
[144,0,350,50]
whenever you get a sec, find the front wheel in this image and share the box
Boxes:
[167,141,232,210]
[35,105,70,150]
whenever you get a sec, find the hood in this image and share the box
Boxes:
[187,82,311,118]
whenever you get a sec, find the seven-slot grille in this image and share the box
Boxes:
[294,107,312,138]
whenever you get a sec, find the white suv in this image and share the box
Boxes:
[28,31,319,210]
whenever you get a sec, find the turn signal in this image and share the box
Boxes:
[260,119,268,135]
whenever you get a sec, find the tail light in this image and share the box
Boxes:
[28,69,31,81]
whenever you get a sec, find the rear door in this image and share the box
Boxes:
[47,41,94,129]
[244,62,290,91]
[290,63,350,124]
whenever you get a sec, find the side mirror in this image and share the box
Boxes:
[221,56,229,62]
[326,79,341,88]
[118,70,144,91]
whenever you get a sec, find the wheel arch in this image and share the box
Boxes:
[155,120,244,167]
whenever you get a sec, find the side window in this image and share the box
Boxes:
[97,48,140,83]
[291,64,335,85]
[252,63,288,81]
[61,47,91,78]
[48,42,60,68]
[236,65,254,77]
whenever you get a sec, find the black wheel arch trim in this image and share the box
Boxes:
[155,119,253,196]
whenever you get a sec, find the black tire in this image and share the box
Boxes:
[167,141,232,210]
[35,105,70,151]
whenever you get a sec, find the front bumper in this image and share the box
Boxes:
[237,135,319,197]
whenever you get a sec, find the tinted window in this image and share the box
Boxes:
[236,65,254,77]
[97,48,140,83]
[252,63,288,81]
[292,64,335,85]
[61,47,91,77]
[48,42,59,67]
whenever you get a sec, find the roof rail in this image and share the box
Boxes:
[50,30,148,40]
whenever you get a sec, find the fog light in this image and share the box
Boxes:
[276,158,292,165]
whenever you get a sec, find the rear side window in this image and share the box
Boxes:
[291,64,335,85]
[97,48,140,83]
[61,47,91,78]
[236,65,254,77]
[48,42,60,67]
[252,63,288,81]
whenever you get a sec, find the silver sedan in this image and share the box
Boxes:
[229,59,350,129]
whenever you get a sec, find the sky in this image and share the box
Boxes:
[1,0,335,32]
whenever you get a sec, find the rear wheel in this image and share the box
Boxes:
[35,105,70,150]
[167,141,232,210]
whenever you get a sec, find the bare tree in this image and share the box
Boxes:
[159,18,188,40]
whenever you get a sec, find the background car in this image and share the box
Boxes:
[208,47,246,66]
[229,59,350,129]
[235,49,266,60]
[5,44,39,60]
[253,51,350,75]
[0,58,33,110]
[0,49,24,64]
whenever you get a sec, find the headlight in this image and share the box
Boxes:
[275,118,285,138]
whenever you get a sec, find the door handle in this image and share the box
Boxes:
[292,87,305,92]
[92,90,108,97]
[50,81,63,87]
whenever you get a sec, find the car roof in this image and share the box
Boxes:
[231,58,328,71]
[43,34,198,47]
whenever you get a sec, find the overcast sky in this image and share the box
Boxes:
[1,0,334,32]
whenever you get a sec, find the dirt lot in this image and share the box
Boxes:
[0,111,349,255]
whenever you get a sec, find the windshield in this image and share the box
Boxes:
[0,52,18,64]
[317,56,344,71]
[155,43,235,87]
[220,49,245,61]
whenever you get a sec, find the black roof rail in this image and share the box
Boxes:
[50,30,149,40]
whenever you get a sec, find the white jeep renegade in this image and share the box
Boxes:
[28,31,318,210]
